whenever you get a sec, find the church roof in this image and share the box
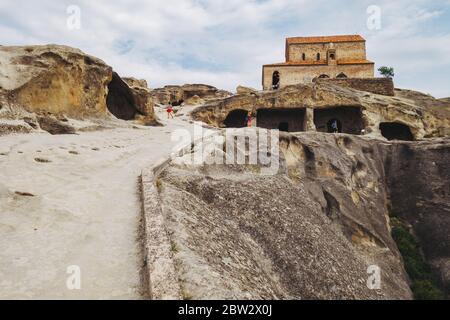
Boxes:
[286,35,366,45]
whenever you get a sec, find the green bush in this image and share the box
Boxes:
[378,66,395,79]
[412,280,446,300]
[390,218,446,300]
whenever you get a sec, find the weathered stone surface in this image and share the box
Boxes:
[37,115,76,135]
[0,121,31,136]
[215,90,234,99]
[384,139,450,292]
[236,85,258,95]
[191,83,450,139]
[150,84,232,105]
[147,130,416,300]
[316,78,395,96]
[0,45,160,131]
[0,45,112,118]
[123,77,148,89]
[122,76,160,126]
[184,95,205,106]
[150,85,184,106]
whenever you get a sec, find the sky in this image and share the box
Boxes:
[0,0,449,97]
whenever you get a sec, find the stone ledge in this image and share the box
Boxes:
[141,164,181,300]
[315,78,395,96]
[140,130,220,300]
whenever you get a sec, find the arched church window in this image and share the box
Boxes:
[272,71,280,90]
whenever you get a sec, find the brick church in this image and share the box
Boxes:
[262,35,374,90]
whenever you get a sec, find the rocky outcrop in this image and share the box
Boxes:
[36,115,76,135]
[0,45,112,118]
[215,90,234,99]
[191,83,450,140]
[0,121,31,136]
[150,84,232,106]
[384,139,450,293]
[123,76,161,126]
[184,95,205,106]
[236,85,258,95]
[0,45,160,131]
[315,78,395,96]
[123,77,148,89]
[142,129,419,300]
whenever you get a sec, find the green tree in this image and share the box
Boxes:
[378,66,395,79]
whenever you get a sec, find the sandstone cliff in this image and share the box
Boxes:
[150,84,233,106]
[144,129,450,299]
[0,45,159,135]
[384,139,450,293]
[191,83,450,140]
[0,45,111,118]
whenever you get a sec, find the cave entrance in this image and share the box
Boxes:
[106,72,141,120]
[257,108,306,132]
[224,109,248,128]
[314,107,364,135]
[170,100,184,107]
[380,122,414,141]
[278,122,289,132]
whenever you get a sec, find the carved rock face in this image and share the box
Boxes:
[149,84,232,106]
[0,45,113,118]
[0,45,160,126]
[191,83,450,140]
[151,131,429,299]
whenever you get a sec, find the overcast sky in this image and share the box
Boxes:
[1,0,449,97]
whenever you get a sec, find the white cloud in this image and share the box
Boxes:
[0,0,449,97]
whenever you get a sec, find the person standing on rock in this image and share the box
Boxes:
[167,103,174,119]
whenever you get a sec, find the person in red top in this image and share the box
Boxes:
[167,103,174,119]
[246,111,253,127]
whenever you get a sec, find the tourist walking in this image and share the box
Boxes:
[167,103,174,119]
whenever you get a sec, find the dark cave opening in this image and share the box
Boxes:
[314,107,364,135]
[224,109,248,128]
[106,72,141,120]
[278,122,289,132]
[170,99,184,107]
[380,122,414,141]
[257,108,306,132]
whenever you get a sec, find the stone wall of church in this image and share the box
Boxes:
[262,64,374,90]
[287,41,367,62]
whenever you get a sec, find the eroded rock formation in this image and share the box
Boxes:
[123,77,161,126]
[143,127,447,299]
[0,45,111,117]
[191,83,450,140]
[0,45,159,134]
[384,139,450,292]
[150,84,233,106]
[236,85,258,95]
